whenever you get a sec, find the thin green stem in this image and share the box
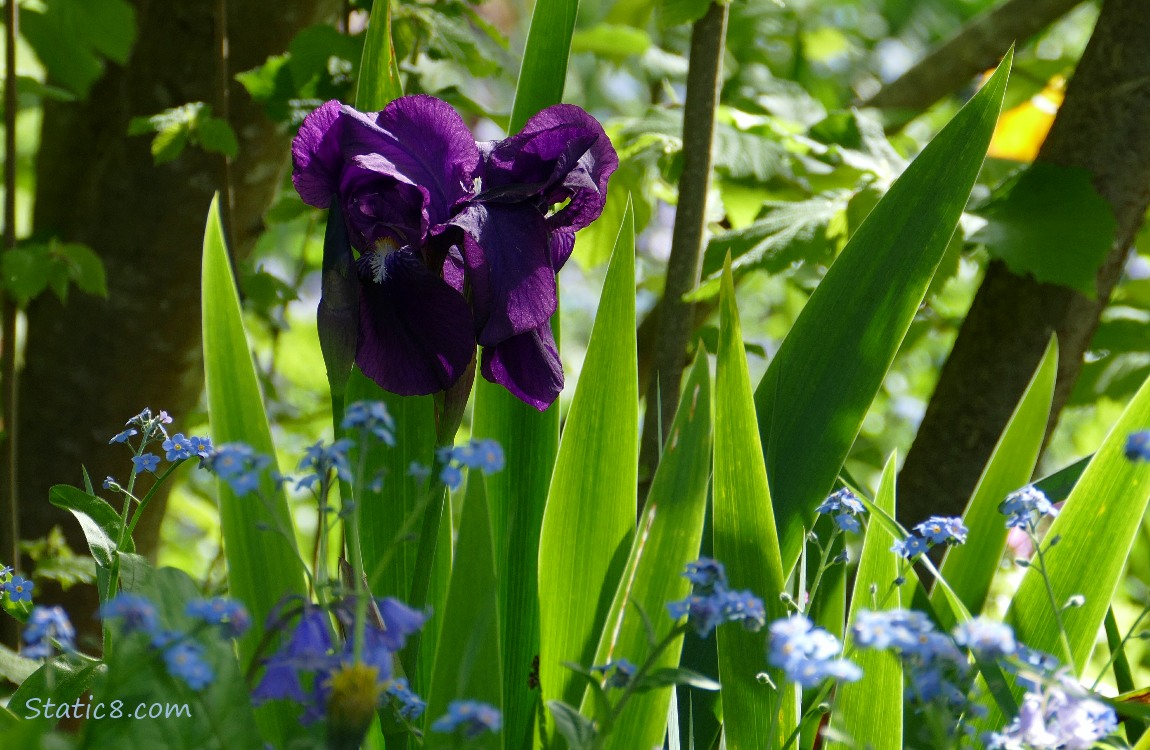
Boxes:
[1029,526,1076,674]
[1093,602,1150,691]
[803,528,841,615]
[347,432,370,663]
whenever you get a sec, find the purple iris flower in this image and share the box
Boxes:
[292,95,617,410]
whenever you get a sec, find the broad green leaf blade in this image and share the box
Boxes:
[754,51,1013,573]
[424,475,502,750]
[538,202,638,719]
[355,0,403,111]
[201,194,306,746]
[714,261,794,748]
[473,381,557,750]
[0,643,38,684]
[582,351,712,750]
[933,337,1057,627]
[830,457,902,750]
[7,655,105,726]
[49,484,135,566]
[487,1,576,743]
[1006,367,1150,675]
[347,371,437,603]
[509,0,579,132]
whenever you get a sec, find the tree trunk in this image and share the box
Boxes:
[7,0,337,644]
[897,0,1150,526]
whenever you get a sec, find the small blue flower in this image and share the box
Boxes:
[109,428,138,445]
[408,461,432,481]
[431,700,502,738]
[816,489,866,535]
[298,439,353,487]
[852,609,902,650]
[0,564,11,577]
[591,658,637,689]
[1000,486,1056,530]
[206,443,270,496]
[342,400,397,446]
[163,433,194,462]
[465,439,505,474]
[834,513,862,533]
[102,476,119,491]
[440,464,463,491]
[252,608,336,707]
[891,535,929,559]
[163,641,214,690]
[717,589,766,632]
[914,516,968,546]
[1126,430,1150,461]
[188,435,214,458]
[22,606,76,659]
[952,617,1016,659]
[667,594,723,638]
[4,575,34,603]
[187,597,250,638]
[385,678,426,720]
[132,453,161,474]
[767,614,861,688]
[683,558,727,592]
[101,593,159,635]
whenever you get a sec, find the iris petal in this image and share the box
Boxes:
[344,96,480,225]
[478,104,618,233]
[292,101,345,208]
[481,323,563,411]
[452,203,557,346]
[356,251,476,396]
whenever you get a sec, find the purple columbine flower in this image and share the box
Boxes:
[292,95,617,410]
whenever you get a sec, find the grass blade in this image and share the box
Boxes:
[714,261,794,748]
[538,201,638,724]
[423,475,502,750]
[582,351,712,750]
[482,0,578,741]
[355,0,402,111]
[829,456,903,750]
[753,51,1013,573]
[933,337,1057,628]
[1006,368,1150,676]
[201,194,308,746]
[509,0,579,132]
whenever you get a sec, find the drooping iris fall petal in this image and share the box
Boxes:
[451,203,557,346]
[355,251,476,397]
[480,323,563,411]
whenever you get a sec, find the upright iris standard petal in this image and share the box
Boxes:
[292,100,345,208]
[340,167,429,251]
[451,203,558,345]
[356,250,476,396]
[479,103,618,235]
[481,323,563,411]
[342,96,480,225]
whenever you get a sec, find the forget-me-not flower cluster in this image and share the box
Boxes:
[101,592,248,691]
[768,614,862,688]
[22,606,76,660]
[987,675,1117,750]
[666,558,766,638]
[815,488,867,533]
[891,515,968,559]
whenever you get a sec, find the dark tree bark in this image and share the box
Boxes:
[862,0,1083,115]
[898,0,1150,526]
[6,0,338,644]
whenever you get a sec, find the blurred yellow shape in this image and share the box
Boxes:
[987,75,1066,162]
